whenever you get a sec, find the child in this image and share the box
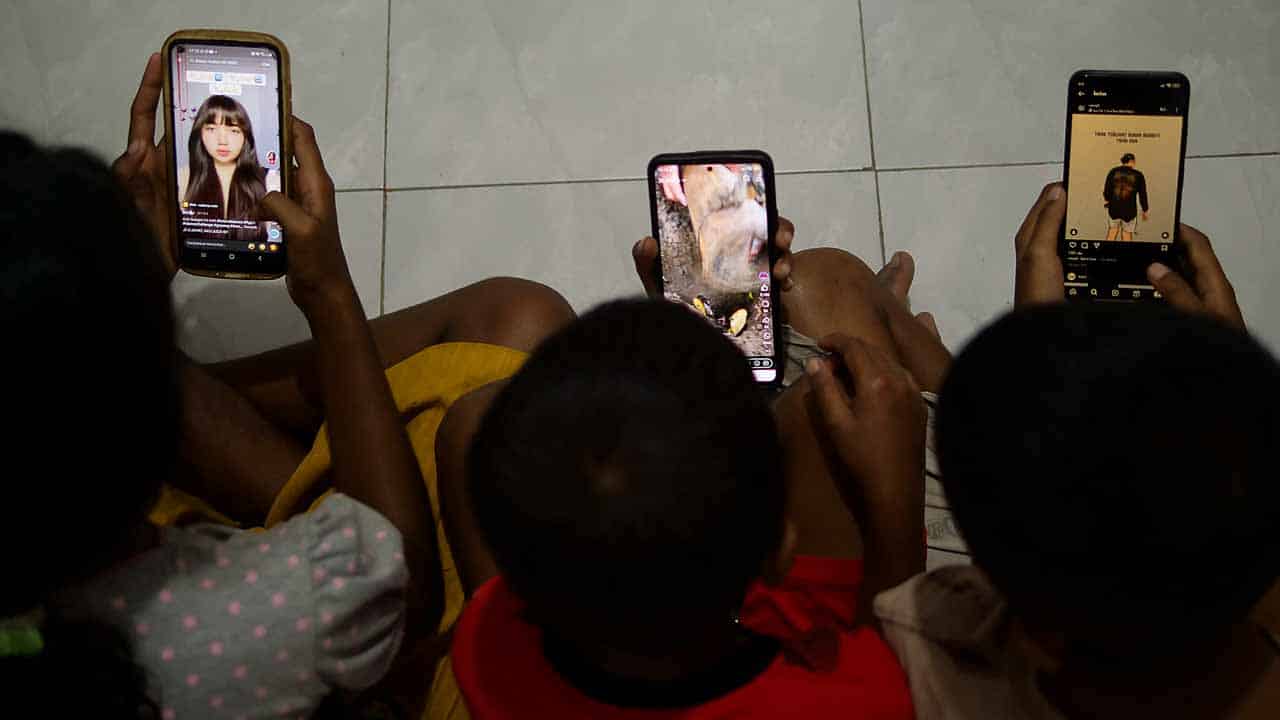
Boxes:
[873,182,1280,718]
[0,126,417,717]
[450,299,917,718]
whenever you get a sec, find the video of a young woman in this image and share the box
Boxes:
[170,43,282,252]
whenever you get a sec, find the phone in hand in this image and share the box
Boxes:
[162,29,292,279]
[648,151,780,384]
[1060,70,1190,302]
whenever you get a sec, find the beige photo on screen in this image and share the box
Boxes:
[1066,114,1183,243]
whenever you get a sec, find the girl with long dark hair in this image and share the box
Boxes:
[178,94,279,243]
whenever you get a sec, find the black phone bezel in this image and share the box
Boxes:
[1060,69,1191,303]
[165,34,289,280]
[647,150,781,386]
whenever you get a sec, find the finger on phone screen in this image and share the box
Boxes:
[260,191,311,234]
[1147,262,1202,313]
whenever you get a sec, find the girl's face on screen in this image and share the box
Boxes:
[201,119,245,165]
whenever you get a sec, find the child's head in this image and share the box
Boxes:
[468,299,786,652]
[0,131,177,612]
[1,131,172,714]
[938,304,1279,667]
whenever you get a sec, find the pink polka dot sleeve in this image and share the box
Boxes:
[305,494,408,691]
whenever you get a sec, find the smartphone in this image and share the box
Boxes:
[648,151,779,384]
[162,30,292,279]
[1061,70,1190,302]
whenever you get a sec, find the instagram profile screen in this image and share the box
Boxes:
[170,42,284,257]
[1062,74,1187,301]
[654,162,776,382]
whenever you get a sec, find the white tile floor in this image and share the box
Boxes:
[6,1,1277,568]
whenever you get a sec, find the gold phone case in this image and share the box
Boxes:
[161,29,292,280]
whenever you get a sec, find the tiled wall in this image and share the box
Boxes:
[6,0,1277,363]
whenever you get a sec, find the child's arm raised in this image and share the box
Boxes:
[261,118,441,636]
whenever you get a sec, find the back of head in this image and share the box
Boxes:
[938,304,1280,665]
[1,131,173,715]
[468,299,785,650]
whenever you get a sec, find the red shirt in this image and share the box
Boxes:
[451,556,915,719]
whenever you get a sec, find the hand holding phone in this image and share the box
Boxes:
[1014,182,1069,307]
[259,117,358,314]
[633,216,795,297]
[1146,224,1244,330]
[112,53,176,280]
[162,30,292,280]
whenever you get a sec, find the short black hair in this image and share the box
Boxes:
[0,131,177,611]
[1121,153,1136,164]
[468,299,785,648]
[938,304,1280,663]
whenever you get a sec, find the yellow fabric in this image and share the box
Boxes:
[148,485,240,528]
[150,341,524,720]
[423,653,468,720]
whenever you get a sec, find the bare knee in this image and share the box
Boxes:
[789,247,878,292]
[782,248,897,355]
[785,248,880,315]
[459,277,576,353]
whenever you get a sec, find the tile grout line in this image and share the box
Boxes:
[876,150,1280,175]
[856,0,887,267]
[379,0,392,316]
[1185,150,1280,160]
[359,152,1280,195]
[379,167,872,193]
[878,159,1063,174]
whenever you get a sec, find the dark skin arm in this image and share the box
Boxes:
[261,118,442,635]
[175,357,305,522]
[805,335,928,620]
[114,54,310,523]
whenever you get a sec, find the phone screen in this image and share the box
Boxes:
[653,161,777,382]
[168,40,286,276]
[1062,72,1189,301]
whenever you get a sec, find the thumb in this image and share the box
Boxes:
[1148,262,1203,313]
[260,191,313,235]
[805,357,856,439]
[632,236,661,297]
